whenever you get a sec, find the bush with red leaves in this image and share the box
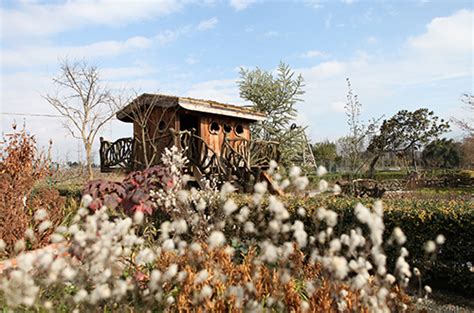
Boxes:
[82,166,170,215]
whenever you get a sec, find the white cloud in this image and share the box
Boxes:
[305,0,323,9]
[185,56,199,65]
[198,17,219,31]
[325,14,333,28]
[2,36,153,68]
[294,9,473,141]
[155,26,192,45]
[0,0,185,39]
[264,31,279,37]
[301,50,328,58]
[230,0,256,11]
[407,9,473,56]
[185,79,244,105]
[2,20,211,68]
[101,65,156,81]
[367,36,377,44]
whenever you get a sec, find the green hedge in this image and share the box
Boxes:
[233,194,474,295]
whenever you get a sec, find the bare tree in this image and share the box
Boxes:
[44,60,117,180]
[115,93,179,169]
[342,78,379,177]
[452,93,474,136]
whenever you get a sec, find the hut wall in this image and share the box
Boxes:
[199,115,250,156]
[132,106,177,168]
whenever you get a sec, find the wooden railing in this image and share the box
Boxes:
[99,137,133,172]
[100,131,280,189]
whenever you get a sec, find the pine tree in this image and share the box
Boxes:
[238,62,307,167]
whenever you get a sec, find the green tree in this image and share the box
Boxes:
[312,141,339,171]
[422,138,461,169]
[238,62,306,166]
[367,108,450,176]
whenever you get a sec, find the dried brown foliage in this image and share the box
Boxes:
[0,124,64,254]
[138,244,410,312]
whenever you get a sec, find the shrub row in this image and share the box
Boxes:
[233,194,474,295]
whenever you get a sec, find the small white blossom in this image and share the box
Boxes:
[34,209,48,221]
[318,179,329,192]
[223,199,238,216]
[38,220,52,234]
[435,234,445,245]
[392,227,406,245]
[208,231,225,248]
[317,165,327,177]
[424,240,436,253]
[81,194,93,208]
[200,285,213,299]
[24,228,35,241]
[254,181,267,194]
[194,269,209,285]
[14,239,25,253]
[289,166,301,178]
[133,211,144,224]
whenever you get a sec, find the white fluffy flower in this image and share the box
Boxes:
[261,241,278,263]
[317,165,327,177]
[173,219,188,234]
[293,176,309,191]
[81,194,93,208]
[223,199,238,216]
[163,264,178,281]
[14,239,25,253]
[289,166,301,178]
[254,182,267,194]
[424,240,436,253]
[244,221,255,233]
[133,211,144,224]
[136,248,155,265]
[74,289,88,303]
[331,256,348,279]
[392,227,406,245]
[196,198,206,211]
[297,207,306,217]
[200,285,213,299]
[24,228,35,241]
[208,231,225,248]
[38,220,52,234]
[318,179,329,192]
[34,209,48,221]
[220,182,236,199]
[435,234,445,245]
[162,239,175,251]
[194,269,209,285]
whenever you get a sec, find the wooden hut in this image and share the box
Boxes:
[100,93,279,190]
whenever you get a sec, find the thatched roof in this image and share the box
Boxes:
[116,93,266,123]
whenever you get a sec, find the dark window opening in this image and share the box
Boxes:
[223,124,232,134]
[235,124,244,136]
[158,120,167,132]
[180,114,200,134]
[210,121,220,134]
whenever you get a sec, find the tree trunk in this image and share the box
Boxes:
[85,141,94,180]
[368,154,380,178]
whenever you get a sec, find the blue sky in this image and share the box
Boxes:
[1,0,473,162]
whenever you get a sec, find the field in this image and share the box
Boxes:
[1,132,473,312]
